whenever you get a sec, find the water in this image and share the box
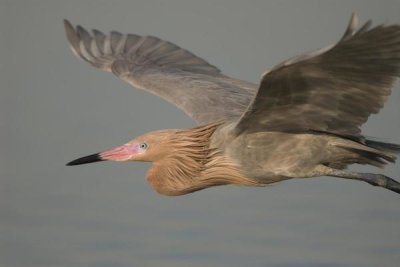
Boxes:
[1,1,400,266]
[3,167,400,267]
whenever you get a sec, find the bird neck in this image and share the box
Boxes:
[145,122,260,196]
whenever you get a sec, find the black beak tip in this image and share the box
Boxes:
[66,153,104,166]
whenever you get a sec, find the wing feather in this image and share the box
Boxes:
[64,20,256,124]
[235,15,400,135]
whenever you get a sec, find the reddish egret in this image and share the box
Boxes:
[65,14,400,196]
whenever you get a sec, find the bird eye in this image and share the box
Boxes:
[139,143,148,150]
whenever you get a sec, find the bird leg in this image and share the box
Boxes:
[326,169,400,194]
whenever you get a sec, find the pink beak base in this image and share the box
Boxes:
[99,144,138,161]
[66,144,137,166]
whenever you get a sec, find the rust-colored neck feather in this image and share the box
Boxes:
[146,122,260,196]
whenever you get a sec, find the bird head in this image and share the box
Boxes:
[66,129,177,166]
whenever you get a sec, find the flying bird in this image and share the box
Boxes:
[65,14,400,196]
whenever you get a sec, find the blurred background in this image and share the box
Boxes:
[1,1,400,266]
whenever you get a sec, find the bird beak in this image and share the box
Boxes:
[66,143,137,166]
[66,153,103,166]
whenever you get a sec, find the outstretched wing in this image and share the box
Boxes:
[235,14,400,135]
[64,20,256,124]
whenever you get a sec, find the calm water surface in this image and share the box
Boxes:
[3,161,400,267]
[1,1,400,266]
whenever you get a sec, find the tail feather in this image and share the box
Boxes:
[359,138,399,165]
[365,139,400,154]
[309,130,399,168]
[332,137,399,168]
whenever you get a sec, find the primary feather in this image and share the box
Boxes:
[63,20,256,124]
[235,14,400,135]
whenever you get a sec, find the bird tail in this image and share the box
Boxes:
[330,136,399,168]
[364,139,400,155]
[310,130,400,168]
[360,138,400,167]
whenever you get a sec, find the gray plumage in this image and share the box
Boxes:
[64,20,256,124]
[236,15,400,135]
[65,14,400,196]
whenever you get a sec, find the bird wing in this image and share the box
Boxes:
[234,14,400,135]
[64,20,256,124]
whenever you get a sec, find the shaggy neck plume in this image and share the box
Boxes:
[146,122,261,196]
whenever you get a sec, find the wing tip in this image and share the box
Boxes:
[341,13,375,41]
[63,19,75,41]
[62,20,222,75]
[350,12,360,29]
[341,12,359,41]
[63,19,72,29]
[63,19,84,59]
